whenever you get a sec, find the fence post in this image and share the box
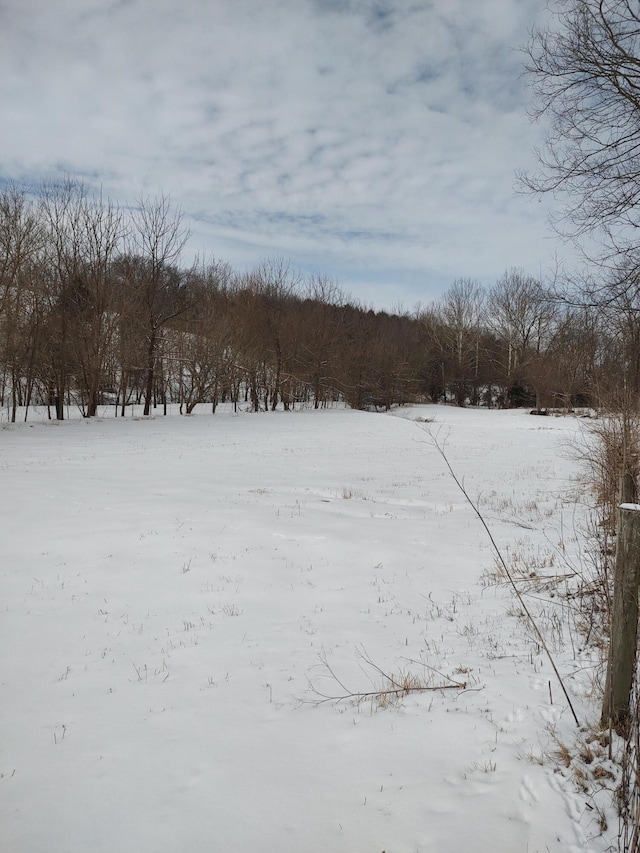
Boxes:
[602,492,640,729]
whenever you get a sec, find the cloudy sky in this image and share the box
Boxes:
[1,0,564,308]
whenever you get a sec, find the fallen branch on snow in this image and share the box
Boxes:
[305,647,468,708]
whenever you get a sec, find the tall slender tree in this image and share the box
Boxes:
[127,195,191,416]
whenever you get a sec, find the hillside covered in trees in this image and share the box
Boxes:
[1,182,636,422]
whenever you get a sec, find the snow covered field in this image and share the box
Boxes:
[0,404,615,852]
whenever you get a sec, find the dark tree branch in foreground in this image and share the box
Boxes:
[523,0,640,245]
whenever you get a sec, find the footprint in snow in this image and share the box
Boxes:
[519,774,540,804]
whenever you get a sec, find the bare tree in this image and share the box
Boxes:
[172,261,235,414]
[541,305,600,407]
[523,0,640,280]
[38,180,127,417]
[243,259,302,411]
[0,185,46,421]
[524,11,640,835]
[126,195,191,416]
[487,269,554,407]
[299,275,345,408]
[433,279,485,407]
[38,178,85,419]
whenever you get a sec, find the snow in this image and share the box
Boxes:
[0,404,615,852]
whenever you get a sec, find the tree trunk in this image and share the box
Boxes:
[143,331,156,416]
[87,386,99,418]
[55,384,64,420]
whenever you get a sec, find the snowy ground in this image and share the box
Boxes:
[0,404,617,852]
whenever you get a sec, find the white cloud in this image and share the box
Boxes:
[0,0,568,307]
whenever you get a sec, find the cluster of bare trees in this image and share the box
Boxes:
[421,269,638,411]
[1,179,638,423]
[0,182,189,420]
[0,182,427,421]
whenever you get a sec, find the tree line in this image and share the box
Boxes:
[0,180,636,422]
